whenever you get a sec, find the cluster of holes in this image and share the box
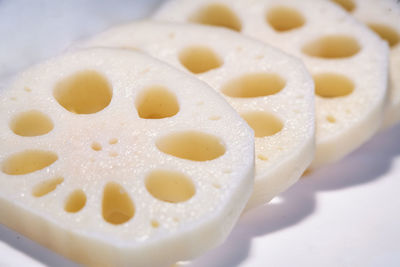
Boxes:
[98,168,198,226]
[21,2,392,225]
[330,0,399,49]
[0,150,76,212]
[99,168,198,226]
[172,39,288,139]
[8,70,115,149]
[3,70,230,227]
[3,159,197,226]
[188,3,363,59]
[0,150,88,213]
[26,169,196,226]
[0,151,86,214]
[7,1,372,226]
[174,34,288,138]
[176,46,286,138]
[90,139,119,157]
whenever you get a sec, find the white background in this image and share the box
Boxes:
[0,1,399,266]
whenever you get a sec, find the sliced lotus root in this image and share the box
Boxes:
[330,0,400,128]
[153,0,389,168]
[0,48,254,267]
[78,21,315,209]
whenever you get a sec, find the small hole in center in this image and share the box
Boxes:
[109,138,118,145]
[257,154,269,161]
[213,183,221,189]
[151,220,160,228]
[326,115,336,123]
[209,115,221,120]
[109,151,118,157]
[91,142,102,151]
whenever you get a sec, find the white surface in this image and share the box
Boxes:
[78,21,315,209]
[153,0,391,169]
[0,1,399,267]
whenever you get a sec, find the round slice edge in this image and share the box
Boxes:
[0,48,254,267]
[153,0,389,168]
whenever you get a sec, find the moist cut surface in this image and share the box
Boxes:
[0,48,254,267]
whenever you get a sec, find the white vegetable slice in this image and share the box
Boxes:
[330,0,400,128]
[78,21,315,209]
[0,48,254,267]
[153,0,389,168]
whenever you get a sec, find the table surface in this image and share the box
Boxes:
[0,1,399,266]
